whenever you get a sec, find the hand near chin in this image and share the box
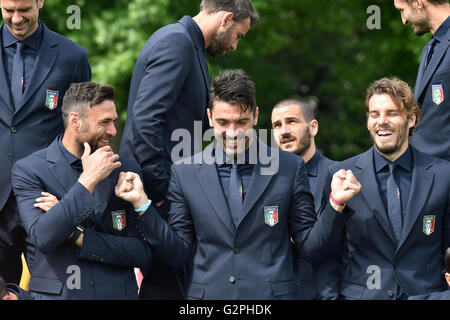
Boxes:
[78,142,122,193]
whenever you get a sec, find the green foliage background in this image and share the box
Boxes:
[34,0,430,160]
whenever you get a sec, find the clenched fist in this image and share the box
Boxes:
[329,169,361,213]
[115,172,149,214]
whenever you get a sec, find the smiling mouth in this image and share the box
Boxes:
[376,129,394,139]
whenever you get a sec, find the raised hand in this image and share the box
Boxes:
[115,172,149,213]
[78,142,121,194]
[329,169,361,212]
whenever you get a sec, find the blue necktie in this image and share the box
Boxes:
[387,163,402,243]
[229,163,243,227]
[11,42,24,109]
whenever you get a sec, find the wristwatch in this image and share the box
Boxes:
[70,225,84,244]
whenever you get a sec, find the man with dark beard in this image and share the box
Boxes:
[322,77,450,299]
[10,82,154,299]
[393,0,450,160]
[119,0,259,299]
[271,99,336,299]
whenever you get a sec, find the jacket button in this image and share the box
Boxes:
[233,248,240,254]
[229,276,236,284]
[90,280,94,286]
[11,127,17,133]
[387,290,394,297]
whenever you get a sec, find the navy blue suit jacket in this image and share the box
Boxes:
[294,151,336,299]
[11,138,153,300]
[137,141,346,300]
[323,146,450,300]
[412,27,450,161]
[0,22,91,244]
[120,15,210,203]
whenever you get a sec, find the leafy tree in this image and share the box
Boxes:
[33,0,430,160]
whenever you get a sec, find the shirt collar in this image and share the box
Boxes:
[374,145,412,173]
[181,16,205,52]
[2,20,43,50]
[433,16,450,43]
[305,150,319,177]
[57,135,81,166]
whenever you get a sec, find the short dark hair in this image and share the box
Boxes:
[365,77,421,136]
[0,276,8,299]
[209,69,257,115]
[200,0,259,27]
[61,82,115,128]
[445,247,450,273]
[273,98,316,122]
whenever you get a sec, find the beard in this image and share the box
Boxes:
[279,127,312,158]
[207,23,235,57]
[371,124,409,156]
[76,121,111,153]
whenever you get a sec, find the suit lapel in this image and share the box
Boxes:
[195,145,235,235]
[397,148,434,251]
[355,148,398,245]
[0,24,15,114]
[16,23,58,114]
[415,31,450,100]
[414,44,428,100]
[46,139,80,194]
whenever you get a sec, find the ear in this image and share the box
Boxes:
[38,0,45,10]
[407,113,417,131]
[309,119,319,137]
[207,108,214,127]
[445,273,450,287]
[221,12,234,28]
[68,112,82,130]
[414,0,424,9]
[253,107,259,126]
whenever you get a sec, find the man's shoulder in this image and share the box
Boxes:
[42,23,87,53]
[146,20,193,48]
[12,147,49,180]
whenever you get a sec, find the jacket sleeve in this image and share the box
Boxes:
[132,33,195,202]
[79,229,153,270]
[136,164,193,268]
[290,157,347,264]
[12,160,98,254]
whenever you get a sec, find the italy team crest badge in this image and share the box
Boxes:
[45,90,59,110]
[112,210,126,231]
[431,84,444,105]
[264,206,279,227]
[423,215,435,236]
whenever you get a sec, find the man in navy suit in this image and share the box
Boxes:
[393,0,450,160]
[11,83,153,299]
[122,69,361,300]
[119,0,259,299]
[323,77,450,299]
[271,99,336,299]
[0,0,91,285]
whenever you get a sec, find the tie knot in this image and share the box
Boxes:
[389,162,397,174]
[16,42,24,52]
